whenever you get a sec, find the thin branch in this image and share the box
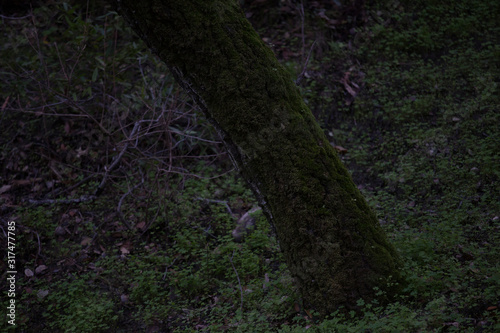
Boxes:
[46,174,95,199]
[141,205,161,236]
[229,250,243,313]
[28,195,96,205]
[116,174,145,230]
[0,225,6,238]
[299,0,306,63]
[94,121,141,196]
[195,197,235,218]
[0,14,33,20]
[296,40,317,87]
[162,254,177,281]
[34,231,42,263]
[158,167,235,180]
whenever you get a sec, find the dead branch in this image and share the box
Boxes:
[229,250,244,313]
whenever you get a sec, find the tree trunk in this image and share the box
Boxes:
[113,0,403,315]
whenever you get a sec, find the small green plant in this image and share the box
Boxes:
[42,277,118,332]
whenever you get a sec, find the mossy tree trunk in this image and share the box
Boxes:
[113,0,403,315]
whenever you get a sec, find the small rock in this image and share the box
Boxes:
[35,265,48,274]
[37,290,49,299]
[25,268,34,277]
[232,206,261,242]
[54,226,66,236]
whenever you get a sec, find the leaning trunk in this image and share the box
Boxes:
[113,0,403,315]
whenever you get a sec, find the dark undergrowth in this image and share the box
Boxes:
[1,0,499,332]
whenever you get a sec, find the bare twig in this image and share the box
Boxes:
[299,1,306,63]
[0,14,33,20]
[162,254,177,280]
[0,224,7,238]
[158,167,235,180]
[54,42,70,83]
[94,121,141,196]
[116,173,145,229]
[168,127,222,144]
[34,231,42,262]
[141,205,161,235]
[296,40,317,87]
[195,197,236,218]
[28,195,96,205]
[46,174,95,199]
[229,250,243,312]
[4,96,94,114]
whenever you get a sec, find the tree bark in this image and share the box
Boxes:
[113,0,403,315]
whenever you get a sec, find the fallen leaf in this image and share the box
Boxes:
[1,96,10,111]
[64,121,71,134]
[344,82,358,97]
[37,290,49,299]
[80,236,92,246]
[332,145,348,155]
[340,72,359,98]
[25,268,34,277]
[75,147,88,158]
[487,306,497,311]
[0,185,12,194]
[35,265,48,274]
[120,246,130,255]
[54,226,66,236]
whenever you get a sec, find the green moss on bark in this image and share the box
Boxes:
[115,0,404,316]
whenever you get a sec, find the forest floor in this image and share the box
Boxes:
[1,0,499,332]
